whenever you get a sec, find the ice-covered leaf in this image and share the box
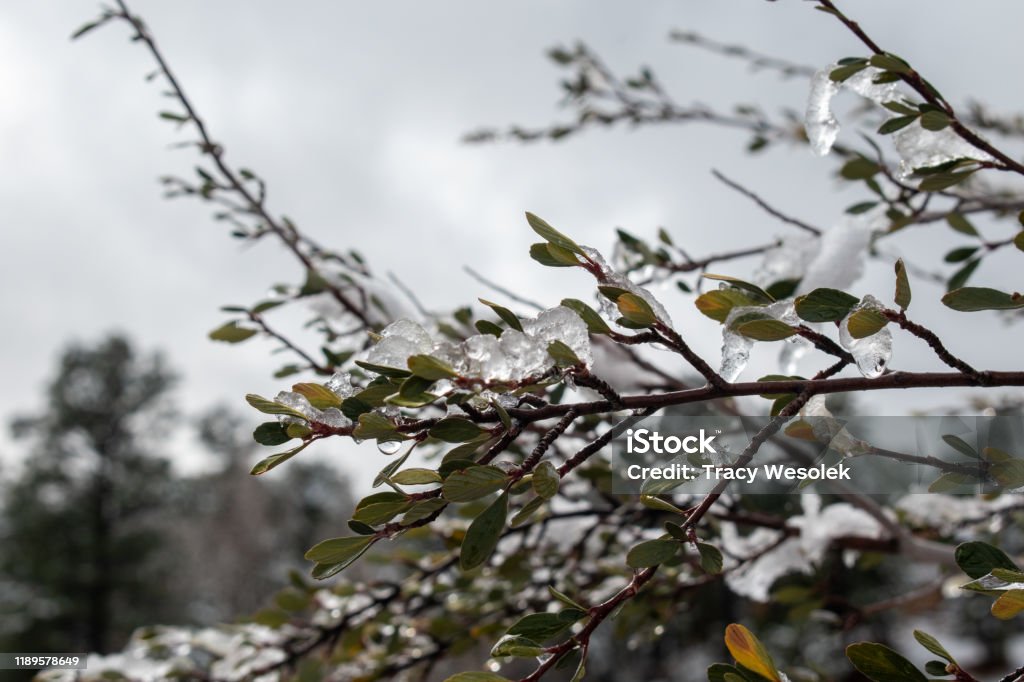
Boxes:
[839,296,892,378]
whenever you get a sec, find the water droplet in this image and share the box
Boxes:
[377,440,402,455]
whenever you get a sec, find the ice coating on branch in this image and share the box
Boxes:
[839,295,893,378]
[580,245,673,326]
[893,123,994,177]
[805,67,840,156]
[719,299,798,382]
[362,308,592,386]
[366,319,434,368]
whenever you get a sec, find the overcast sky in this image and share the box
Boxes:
[3,1,1023,489]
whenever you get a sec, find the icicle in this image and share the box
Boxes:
[805,67,840,156]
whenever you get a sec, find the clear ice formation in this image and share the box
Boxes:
[805,62,994,174]
[361,306,592,385]
[839,294,893,378]
[719,299,798,382]
[579,245,673,326]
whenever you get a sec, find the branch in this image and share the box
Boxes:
[711,169,822,235]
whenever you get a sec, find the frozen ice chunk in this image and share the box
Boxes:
[318,407,352,429]
[498,330,548,381]
[755,234,819,287]
[274,390,323,424]
[580,245,672,326]
[720,299,798,382]
[805,67,840,156]
[325,371,357,399]
[839,295,893,378]
[366,319,433,369]
[522,305,593,366]
[893,123,994,177]
[463,334,510,382]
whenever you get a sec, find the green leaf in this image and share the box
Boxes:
[616,292,658,327]
[640,495,686,514]
[401,498,447,525]
[723,624,781,682]
[391,468,442,485]
[947,258,981,292]
[442,673,511,682]
[846,308,889,339]
[478,299,523,332]
[697,542,724,574]
[490,636,545,658]
[304,535,375,566]
[928,472,978,493]
[352,499,411,526]
[292,382,342,409]
[1014,231,1024,252]
[919,170,977,192]
[991,460,1024,489]
[547,585,585,611]
[507,611,579,642]
[735,319,797,342]
[894,259,912,310]
[529,242,580,267]
[924,660,951,676]
[794,288,860,322]
[920,110,952,131]
[354,360,412,378]
[354,412,408,442]
[525,212,584,255]
[955,541,1019,579]
[702,274,774,303]
[475,319,504,336]
[626,539,679,568]
[246,394,309,420]
[253,421,292,446]
[942,287,1024,312]
[561,298,611,334]
[431,417,486,443]
[547,340,581,367]
[944,246,979,263]
[696,289,762,323]
[845,642,927,682]
[707,664,750,682]
[913,630,955,663]
[510,495,545,527]
[407,354,459,380]
[840,157,881,181]
[209,321,258,343]
[942,434,979,458]
[869,53,912,74]
[829,62,868,82]
[442,465,508,502]
[460,491,509,570]
[946,213,979,236]
[532,461,560,500]
[250,441,310,475]
[878,115,918,135]
[992,590,1024,619]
